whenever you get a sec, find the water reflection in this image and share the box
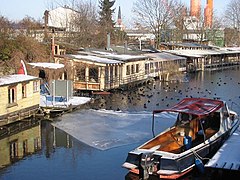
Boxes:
[0,119,41,169]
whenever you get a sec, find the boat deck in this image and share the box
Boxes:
[205,126,240,171]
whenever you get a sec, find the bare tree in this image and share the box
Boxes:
[225,0,240,30]
[132,0,184,47]
[69,1,98,47]
[224,0,240,46]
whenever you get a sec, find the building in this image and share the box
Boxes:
[55,51,151,92]
[114,6,125,31]
[164,48,240,72]
[144,52,187,81]
[44,6,78,31]
[0,75,40,126]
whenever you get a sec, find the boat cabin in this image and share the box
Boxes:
[142,111,221,154]
[142,98,230,154]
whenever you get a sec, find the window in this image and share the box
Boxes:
[89,67,98,82]
[34,138,40,151]
[76,68,85,81]
[22,84,27,98]
[33,81,39,93]
[126,65,130,75]
[145,64,149,75]
[23,140,28,156]
[10,140,18,161]
[115,66,118,77]
[131,65,135,74]
[136,64,139,73]
[8,86,16,104]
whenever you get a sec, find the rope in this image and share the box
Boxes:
[191,149,210,161]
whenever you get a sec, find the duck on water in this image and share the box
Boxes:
[122,98,239,179]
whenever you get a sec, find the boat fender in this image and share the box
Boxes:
[195,158,204,174]
[184,135,192,150]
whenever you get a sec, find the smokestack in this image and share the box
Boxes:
[204,0,213,28]
[190,0,201,19]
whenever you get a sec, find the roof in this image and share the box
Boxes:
[68,54,122,64]
[161,42,211,49]
[164,49,222,57]
[91,51,148,61]
[164,48,240,58]
[145,52,186,61]
[153,98,224,116]
[0,74,39,87]
[28,63,64,69]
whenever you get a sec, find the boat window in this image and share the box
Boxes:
[199,112,220,131]
[222,104,229,118]
[176,113,192,126]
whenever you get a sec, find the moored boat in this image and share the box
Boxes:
[122,98,239,179]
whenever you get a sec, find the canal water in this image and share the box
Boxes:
[1,67,240,180]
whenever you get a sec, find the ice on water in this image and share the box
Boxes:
[52,109,176,150]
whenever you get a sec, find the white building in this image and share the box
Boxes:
[44,6,78,31]
[183,16,205,42]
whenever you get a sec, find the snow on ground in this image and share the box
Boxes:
[40,95,91,108]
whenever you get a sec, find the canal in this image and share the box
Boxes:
[1,67,240,180]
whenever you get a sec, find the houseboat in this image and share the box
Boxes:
[122,98,239,179]
[0,74,40,126]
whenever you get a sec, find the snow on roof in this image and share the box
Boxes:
[0,74,39,86]
[164,49,223,57]
[220,47,240,51]
[145,52,186,61]
[28,63,64,69]
[103,54,147,61]
[69,54,122,64]
[91,50,148,61]
[165,49,240,57]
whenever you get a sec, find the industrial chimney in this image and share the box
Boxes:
[190,0,201,19]
[204,0,213,28]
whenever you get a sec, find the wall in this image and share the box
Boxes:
[0,80,40,116]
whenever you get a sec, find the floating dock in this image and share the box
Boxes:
[205,126,240,177]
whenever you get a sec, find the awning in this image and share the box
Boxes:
[153,98,224,117]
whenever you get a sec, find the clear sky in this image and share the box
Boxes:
[0,0,231,23]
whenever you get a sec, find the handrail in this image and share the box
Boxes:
[152,112,155,137]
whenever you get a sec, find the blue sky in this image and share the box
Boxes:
[0,0,230,23]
